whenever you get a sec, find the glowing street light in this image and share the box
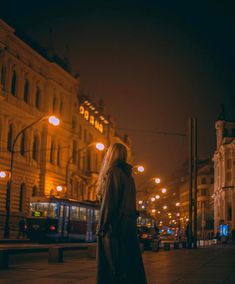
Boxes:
[137,165,145,173]
[96,142,105,151]
[161,188,167,193]
[176,202,180,207]
[56,185,63,192]
[151,197,155,202]
[0,171,7,179]
[4,113,60,239]
[163,205,167,210]
[66,141,105,195]
[138,200,143,204]
[155,195,160,199]
[48,115,60,126]
[152,209,156,213]
[155,178,161,184]
[157,211,161,214]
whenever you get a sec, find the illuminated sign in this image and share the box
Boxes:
[32,211,42,217]
[79,105,104,133]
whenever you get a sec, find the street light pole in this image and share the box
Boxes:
[188,117,193,248]
[193,117,198,249]
[4,114,60,239]
[65,142,105,197]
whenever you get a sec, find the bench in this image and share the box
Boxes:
[0,243,97,269]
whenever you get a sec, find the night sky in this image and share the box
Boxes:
[2,1,235,180]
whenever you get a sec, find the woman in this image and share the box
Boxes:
[96,143,147,284]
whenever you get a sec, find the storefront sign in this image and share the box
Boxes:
[79,105,104,133]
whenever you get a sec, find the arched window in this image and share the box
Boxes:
[32,135,39,161]
[11,70,17,96]
[57,144,61,166]
[7,124,13,152]
[50,140,55,163]
[20,131,26,156]
[19,183,26,212]
[32,186,38,197]
[35,86,41,109]
[24,78,29,103]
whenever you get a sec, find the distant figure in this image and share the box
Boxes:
[96,143,147,284]
[18,218,27,239]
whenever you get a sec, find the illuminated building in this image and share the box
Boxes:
[213,118,235,235]
[177,160,214,238]
[0,19,132,237]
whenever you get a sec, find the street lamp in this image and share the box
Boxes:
[56,185,63,192]
[4,114,60,239]
[155,195,160,199]
[65,142,105,196]
[137,165,145,173]
[155,178,161,184]
[161,188,167,193]
[0,171,7,179]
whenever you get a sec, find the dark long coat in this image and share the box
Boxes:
[96,161,147,284]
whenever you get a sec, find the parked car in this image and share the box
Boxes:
[137,226,161,251]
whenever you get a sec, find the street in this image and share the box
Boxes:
[0,244,235,284]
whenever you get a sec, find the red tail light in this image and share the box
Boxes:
[49,225,56,231]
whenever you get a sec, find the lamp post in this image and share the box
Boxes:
[65,142,105,197]
[4,114,60,239]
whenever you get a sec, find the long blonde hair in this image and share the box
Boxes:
[96,143,127,199]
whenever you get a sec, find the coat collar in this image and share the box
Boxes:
[112,160,133,176]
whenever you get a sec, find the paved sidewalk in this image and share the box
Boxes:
[0,245,235,284]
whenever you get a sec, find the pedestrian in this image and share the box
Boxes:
[96,143,147,284]
[18,218,27,239]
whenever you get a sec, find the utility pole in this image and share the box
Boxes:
[188,118,193,248]
[193,117,198,249]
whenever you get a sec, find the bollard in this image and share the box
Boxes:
[48,247,63,263]
[0,250,9,269]
[88,246,97,258]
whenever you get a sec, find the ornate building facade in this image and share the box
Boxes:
[178,160,214,238]
[0,19,132,238]
[213,118,235,235]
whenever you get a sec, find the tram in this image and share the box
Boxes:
[27,197,100,242]
[137,211,156,228]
